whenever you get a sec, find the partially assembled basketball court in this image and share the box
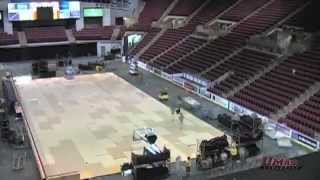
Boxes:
[14,73,224,179]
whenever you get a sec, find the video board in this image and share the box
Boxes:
[83,8,104,17]
[8,1,80,21]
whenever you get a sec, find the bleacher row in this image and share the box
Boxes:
[152,0,306,78]
[232,37,320,117]
[150,37,207,69]
[0,0,221,45]
[281,0,320,32]
[130,0,320,138]
[281,92,320,137]
[169,0,206,17]
[140,0,238,62]
[219,0,270,22]
[130,28,160,55]
[0,0,174,45]
[138,0,173,26]
[0,25,117,45]
[210,49,276,95]
[73,26,114,41]
[25,26,68,43]
[0,32,19,45]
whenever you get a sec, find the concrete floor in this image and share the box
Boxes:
[0,57,310,180]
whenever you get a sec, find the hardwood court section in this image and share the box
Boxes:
[15,73,224,179]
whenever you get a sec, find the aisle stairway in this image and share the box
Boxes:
[65,29,75,43]
[136,28,167,57]
[17,31,27,46]
[271,82,320,121]
[157,0,180,23]
[225,52,284,98]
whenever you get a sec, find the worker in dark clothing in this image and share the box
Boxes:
[176,107,181,114]
[186,157,191,176]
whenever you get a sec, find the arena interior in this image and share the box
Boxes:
[0,0,319,180]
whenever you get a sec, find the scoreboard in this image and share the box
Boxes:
[8,1,80,21]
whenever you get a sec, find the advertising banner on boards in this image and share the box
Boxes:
[291,131,318,149]
[183,73,208,87]
[213,95,229,109]
[276,123,292,137]
[153,68,162,75]
[172,76,184,86]
[137,61,147,70]
[184,82,197,92]
[161,72,172,81]
[229,102,245,114]
[199,88,211,99]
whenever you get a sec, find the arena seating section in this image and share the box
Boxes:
[25,26,67,43]
[184,0,237,30]
[138,0,173,26]
[140,28,191,61]
[73,26,114,41]
[168,0,206,16]
[0,32,19,45]
[163,0,275,74]
[150,37,207,69]
[140,0,238,62]
[0,0,319,138]
[126,24,152,32]
[163,0,308,79]
[126,0,173,32]
[127,0,176,53]
[144,0,275,69]
[281,91,320,137]
[219,0,270,22]
[210,49,277,95]
[282,1,320,32]
[132,0,320,138]
[130,28,160,55]
[231,36,320,116]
